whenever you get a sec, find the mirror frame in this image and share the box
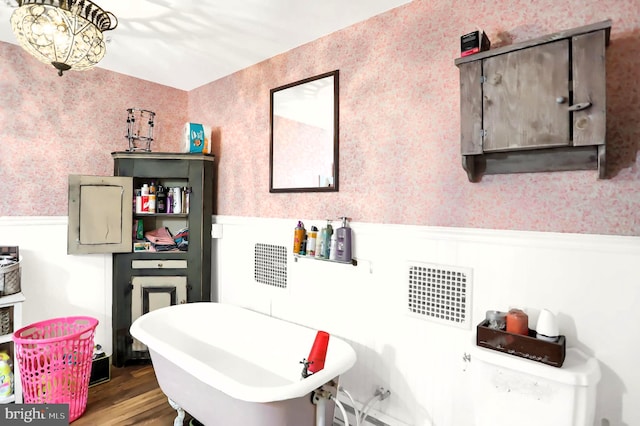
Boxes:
[269,70,339,193]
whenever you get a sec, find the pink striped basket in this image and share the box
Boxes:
[13,316,99,422]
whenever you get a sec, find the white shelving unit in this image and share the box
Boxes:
[0,292,25,404]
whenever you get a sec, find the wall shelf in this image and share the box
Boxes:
[294,254,357,266]
[135,213,188,218]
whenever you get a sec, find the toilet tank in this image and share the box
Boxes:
[471,345,600,426]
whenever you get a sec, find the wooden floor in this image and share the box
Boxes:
[73,364,195,426]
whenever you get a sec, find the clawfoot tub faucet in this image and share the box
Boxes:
[300,358,314,379]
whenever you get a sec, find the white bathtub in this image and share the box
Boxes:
[130,302,357,425]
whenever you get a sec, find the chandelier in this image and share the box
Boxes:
[10,0,118,76]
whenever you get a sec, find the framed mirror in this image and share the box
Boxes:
[270,70,339,192]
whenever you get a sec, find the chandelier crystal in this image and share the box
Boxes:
[10,0,118,76]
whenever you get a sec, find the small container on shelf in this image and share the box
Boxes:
[506,308,528,335]
[485,310,506,330]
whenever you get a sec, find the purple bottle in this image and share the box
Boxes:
[167,189,174,213]
[335,217,352,262]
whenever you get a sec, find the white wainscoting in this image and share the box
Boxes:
[213,215,640,426]
[2,215,639,425]
[0,217,112,355]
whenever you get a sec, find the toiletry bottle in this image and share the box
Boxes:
[0,352,12,397]
[148,185,156,213]
[307,226,318,256]
[182,187,188,214]
[300,234,307,256]
[173,187,182,214]
[141,184,149,212]
[316,226,326,258]
[136,219,144,240]
[293,221,305,254]
[323,220,333,258]
[329,232,337,260]
[335,216,352,262]
[185,187,191,214]
[156,186,166,213]
[167,189,174,213]
[135,189,142,214]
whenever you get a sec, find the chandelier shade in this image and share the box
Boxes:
[10,0,118,76]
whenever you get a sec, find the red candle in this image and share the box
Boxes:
[506,309,529,335]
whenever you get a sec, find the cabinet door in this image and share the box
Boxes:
[482,39,570,152]
[572,31,606,147]
[130,276,187,351]
[459,61,483,155]
[68,175,133,254]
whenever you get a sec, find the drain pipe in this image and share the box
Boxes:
[316,395,327,426]
[313,388,349,426]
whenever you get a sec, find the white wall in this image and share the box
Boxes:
[213,215,640,426]
[0,217,112,355]
[2,215,638,425]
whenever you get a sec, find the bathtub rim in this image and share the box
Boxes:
[129,302,357,403]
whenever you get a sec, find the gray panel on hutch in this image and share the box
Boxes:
[454,20,611,182]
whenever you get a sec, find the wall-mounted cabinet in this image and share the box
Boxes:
[67,152,215,367]
[454,20,611,182]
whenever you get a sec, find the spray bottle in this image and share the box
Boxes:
[335,216,352,263]
[293,221,305,254]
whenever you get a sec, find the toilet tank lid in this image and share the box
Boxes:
[471,345,601,386]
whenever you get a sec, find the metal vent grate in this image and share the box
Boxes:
[254,243,287,288]
[407,262,472,329]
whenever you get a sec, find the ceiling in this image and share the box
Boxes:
[0,0,411,91]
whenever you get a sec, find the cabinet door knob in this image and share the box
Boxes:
[556,96,566,104]
[568,102,592,111]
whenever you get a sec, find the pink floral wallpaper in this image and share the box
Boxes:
[3,0,640,236]
[0,43,186,216]
[190,0,640,236]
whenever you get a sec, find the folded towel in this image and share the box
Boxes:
[144,227,178,251]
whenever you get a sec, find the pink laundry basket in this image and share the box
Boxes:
[13,316,98,422]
